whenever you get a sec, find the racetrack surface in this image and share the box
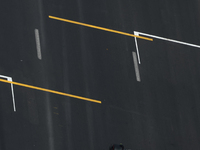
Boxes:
[1,0,200,150]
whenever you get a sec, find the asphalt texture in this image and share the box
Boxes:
[1,0,200,150]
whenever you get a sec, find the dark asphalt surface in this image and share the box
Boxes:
[1,0,200,150]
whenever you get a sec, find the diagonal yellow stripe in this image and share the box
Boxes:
[0,79,101,104]
[49,15,153,41]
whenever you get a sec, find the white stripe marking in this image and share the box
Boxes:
[34,29,42,60]
[132,52,141,82]
[136,31,200,48]
[0,75,16,112]
[134,31,141,64]
[134,31,200,64]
